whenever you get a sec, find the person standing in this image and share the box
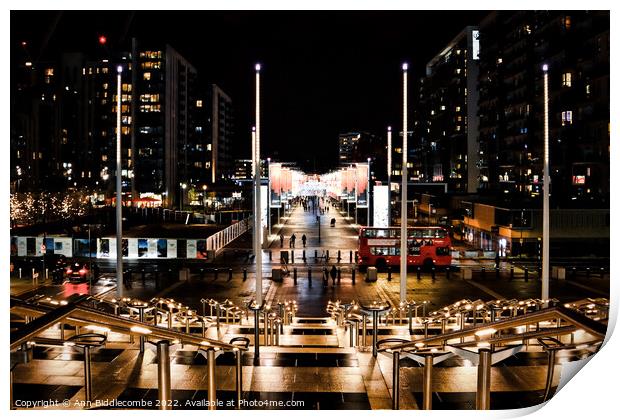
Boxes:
[302,234,307,247]
[290,233,297,248]
[330,265,338,286]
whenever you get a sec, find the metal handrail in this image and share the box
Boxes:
[10,296,240,352]
[382,306,607,352]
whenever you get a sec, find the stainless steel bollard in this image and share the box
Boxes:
[476,349,492,410]
[157,340,171,410]
[236,349,243,409]
[542,349,558,402]
[83,346,92,402]
[139,308,145,353]
[423,354,433,410]
[362,315,367,347]
[207,348,217,410]
[392,351,400,410]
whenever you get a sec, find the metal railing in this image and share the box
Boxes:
[378,305,606,410]
[10,295,248,410]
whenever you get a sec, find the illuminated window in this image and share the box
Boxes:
[122,127,130,135]
[455,106,461,112]
[140,104,161,113]
[44,68,54,76]
[496,58,503,64]
[561,111,573,126]
[562,72,572,87]
[143,72,151,81]
[564,16,571,30]
[102,155,107,162]
[122,84,132,92]
[585,84,591,97]
[102,67,108,74]
[140,94,160,103]
[196,100,203,108]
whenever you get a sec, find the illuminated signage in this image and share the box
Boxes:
[472,30,480,60]
[373,185,389,228]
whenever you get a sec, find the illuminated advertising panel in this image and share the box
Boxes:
[269,163,282,207]
[347,167,356,202]
[373,185,389,228]
[356,163,369,208]
[261,184,268,245]
[186,240,197,259]
[167,239,177,258]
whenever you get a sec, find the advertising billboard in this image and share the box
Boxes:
[373,185,389,228]
[356,163,369,208]
[347,167,356,202]
[269,163,282,207]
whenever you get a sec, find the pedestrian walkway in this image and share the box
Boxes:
[270,204,359,251]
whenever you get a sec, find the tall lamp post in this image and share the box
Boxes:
[542,64,550,302]
[254,63,263,306]
[367,157,371,226]
[267,157,271,236]
[399,63,408,303]
[180,183,187,212]
[202,184,207,223]
[115,65,124,298]
[387,126,392,225]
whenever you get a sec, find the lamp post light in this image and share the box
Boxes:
[387,126,392,225]
[115,65,124,298]
[202,185,207,223]
[367,157,371,226]
[180,183,187,212]
[400,62,409,303]
[542,64,550,303]
[267,157,272,236]
[254,63,263,306]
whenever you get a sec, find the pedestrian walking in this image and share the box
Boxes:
[291,233,297,248]
[302,234,307,247]
[330,265,338,286]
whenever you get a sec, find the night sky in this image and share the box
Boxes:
[11,10,489,172]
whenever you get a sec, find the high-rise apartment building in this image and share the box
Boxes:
[11,38,235,209]
[414,26,480,193]
[477,11,609,205]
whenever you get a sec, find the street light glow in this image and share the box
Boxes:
[117,65,123,74]
[402,62,408,71]
[542,63,549,72]
[255,63,261,71]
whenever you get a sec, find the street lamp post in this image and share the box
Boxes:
[542,64,550,302]
[254,63,263,306]
[202,185,207,224]
[115,65,124,298]
[387,126,392,225]
[180,183,187,212]
[400,63,408,303]
[267,157,271,236]
[367,157,371,226]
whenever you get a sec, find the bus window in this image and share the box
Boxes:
[436,247,450,256]
[376,229,389,238]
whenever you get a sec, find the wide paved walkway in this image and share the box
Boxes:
[269,203,359,252]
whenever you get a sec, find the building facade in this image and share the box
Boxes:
[477,11,609,206]
[414,26,481,193]
[11,38,235,210]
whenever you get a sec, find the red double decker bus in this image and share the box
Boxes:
[358,226,452,270]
